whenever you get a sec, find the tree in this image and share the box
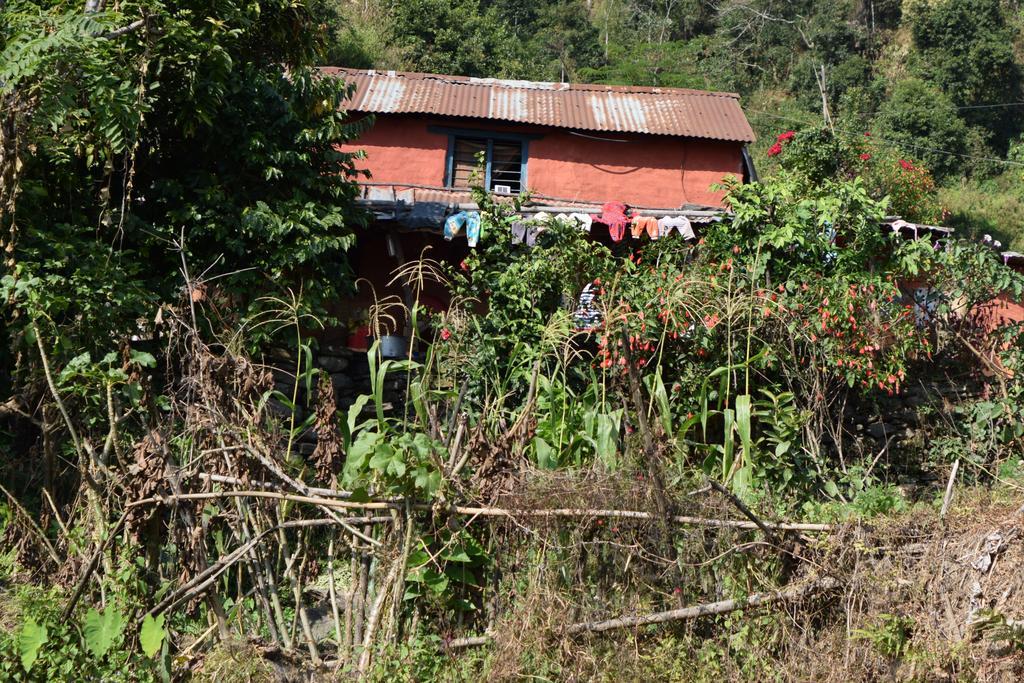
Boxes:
[383,0,524,78]
[522,0,605,81]
[907,0,1022,150]
[872,78,970,179]
[1,0,365,354]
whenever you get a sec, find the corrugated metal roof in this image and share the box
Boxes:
[321,68,756,143]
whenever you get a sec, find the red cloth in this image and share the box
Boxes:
[598,201,630,242]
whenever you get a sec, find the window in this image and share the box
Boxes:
[444,133,528,194]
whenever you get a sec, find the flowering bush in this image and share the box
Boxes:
[433,171,977,500]
[766,130,796,157]
[770,126,941,223]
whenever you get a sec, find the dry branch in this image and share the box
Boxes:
[707,478,780,544]
[128,491,835,532]
[564,577,839,634]
[446,576,839,648]
[941,459,960,519]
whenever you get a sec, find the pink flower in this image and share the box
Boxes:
[860,153,871,161]
[767,142,783,157]
[440,328,451,341]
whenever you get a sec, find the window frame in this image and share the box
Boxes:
[428,125,542,194]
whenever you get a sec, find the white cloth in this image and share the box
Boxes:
[657,215,695,240]
[568,212,593,232]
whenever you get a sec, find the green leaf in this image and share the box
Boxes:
[58,352,91,382]
[19,617,48,672]
[140,613,166,658]
[414,468,440,495]
[368,443,395,472]
[735,394,752,470]
[443,549,472,563]
[722,408,735,481]
[593,410,622,470]
[130,350,157,368]
[534,436,557,469]
[83,606,124,659]
[406,549,430,568]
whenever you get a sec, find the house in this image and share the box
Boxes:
[326,68,757,209]
[322,67,758,347]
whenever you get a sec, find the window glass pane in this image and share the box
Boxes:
[490,141,522,193]
[448,136,525,193]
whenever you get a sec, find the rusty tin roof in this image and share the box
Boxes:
[321,68,756,143]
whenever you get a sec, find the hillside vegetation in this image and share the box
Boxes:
[1,1,1024,681]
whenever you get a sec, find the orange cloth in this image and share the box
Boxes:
[630,216,659,240]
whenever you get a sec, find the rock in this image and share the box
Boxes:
[320,344,353,358]
[267,346,293,361]
[867,422,895,439]
[330,372,353,390]
[318,355,349,373]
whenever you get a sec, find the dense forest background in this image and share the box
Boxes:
[330,0,1024,248]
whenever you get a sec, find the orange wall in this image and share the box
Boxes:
[339,114,745,208]
[978,292,1024,329]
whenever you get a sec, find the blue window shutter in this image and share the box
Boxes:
[521,141,530,190]
[444,134,455,187]
[484,138,494,190]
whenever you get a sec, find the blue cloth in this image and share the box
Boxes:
[444,211,467,241]
[465,212,482,247]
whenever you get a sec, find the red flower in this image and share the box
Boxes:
[777,130,796,143]
[898,159,914,171]
[864,131,871,137]
[459,259,469,271]
[860,153,871,161]
[767,142,783,157]
[440,328,451,341]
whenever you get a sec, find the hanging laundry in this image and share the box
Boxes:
[530,211,553,238]
[657,215,695,240]
[568,212,594,232]
[465,211,482,248]
[511,220,528,244]
[551,212,594,233]
[444,211,467,241]
[630,216,660,240]
[598,201,630,242]
[573,282,602,330]
[525,227,541,247]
